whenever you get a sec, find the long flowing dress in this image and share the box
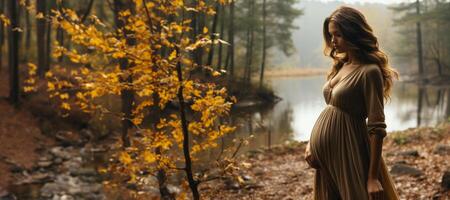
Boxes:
[309,64,399,200]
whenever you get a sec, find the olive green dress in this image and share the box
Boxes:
[309,64,399,200]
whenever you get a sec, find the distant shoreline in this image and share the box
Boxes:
[264,67,328,78]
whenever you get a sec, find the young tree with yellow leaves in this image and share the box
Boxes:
[24,0,238,199]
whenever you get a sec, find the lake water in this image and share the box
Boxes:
[228,75,450,150]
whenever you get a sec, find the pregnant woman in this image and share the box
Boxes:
[304,6,400,200]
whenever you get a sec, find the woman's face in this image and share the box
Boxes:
[328,21,346,53]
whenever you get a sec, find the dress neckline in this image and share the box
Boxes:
[328,65,361,89]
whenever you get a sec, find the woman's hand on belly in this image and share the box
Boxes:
[305,141,321,169]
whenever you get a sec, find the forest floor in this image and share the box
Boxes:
[0,73,55,193]
[200,123,450,200]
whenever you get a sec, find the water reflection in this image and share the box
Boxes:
[230,76,450,150]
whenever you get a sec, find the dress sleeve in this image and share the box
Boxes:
[363,65,387,138]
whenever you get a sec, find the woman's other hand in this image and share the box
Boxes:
[305,142,320,169]
[367,178,384,200]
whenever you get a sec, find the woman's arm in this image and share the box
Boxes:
[368,129,386,180]
[362,65,387,199]
[367,130,385,199]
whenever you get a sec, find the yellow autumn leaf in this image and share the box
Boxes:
[168,50,177,61]
[212,71,221,77]
[61,102,71,110]
[143,151,157,163]
[119,152,132,165]
[112,51,126,59]
[135,0,143,8]
[23,86,36,92]
[36,12,44,19]
[47,82,55,91]
[45,71,53,78]
[203,26,208,34]
[60,93,69,100]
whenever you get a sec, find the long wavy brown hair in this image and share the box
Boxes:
[323,6,398,100]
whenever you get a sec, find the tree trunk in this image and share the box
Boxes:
[9,0,20,106]
[206,2,220,68]
[156,147,175,200]
[56,0,65,63]
[45,9,52,72]
[259,0,267,89]
[416,0,424,79]
[0,0,5,71]
[24,0,31,62]
[217,4,225,70]
[175,48,200,200]
[196,11,205,68]
[225,0,234,77]
[190,1,198,67]
[244,0,254,84]
[113,0,135,148]
[36,0,47,77]
[416,87,424,127]
[80,0,95,23]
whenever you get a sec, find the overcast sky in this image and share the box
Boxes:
[317,0,414,4]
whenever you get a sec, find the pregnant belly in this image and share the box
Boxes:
[309,105,367,160]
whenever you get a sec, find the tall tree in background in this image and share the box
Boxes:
[113,0,135,148]
[217,3,225,70]
[36,0,47,77]
[24,0,31,61]
[226,0,235,77]
[0,0,5,71]
[45,1,55,73]
[259,0,267,89]
[415,0,424,78]
[243,0,255,84]
[9,0,20,106]
[391,0,450,77]
[56,0,65,63]
[207,1,220,68]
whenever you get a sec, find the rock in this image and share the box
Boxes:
[433,144,450,155]
[40,182,62,197]
[80,176,100,183]
[80,129,94,140]
[50,147,72,160]
[54,158,63,165]
[70,167,97,177]
[56,194,75,200]
[15,172,53,185]
[166,184,181,195]
[396,150,419,157]
[441,171,450,191]
[68,183,102,195]
[393,160,407,165]
[390,164,424,177]
[39,154,54,162]
[126,183,138,191]
[55,131,85,146]
[241,174,253,181]
[224,178,240,190]
[37,160,53,168]
[62,158,82,169]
